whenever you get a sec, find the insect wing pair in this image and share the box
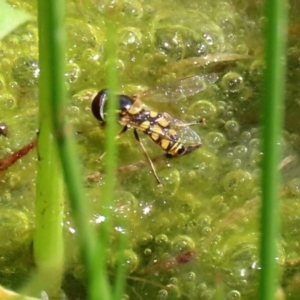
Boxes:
[126,73,218,148]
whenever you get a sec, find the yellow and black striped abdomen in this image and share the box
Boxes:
[135,110,185,156]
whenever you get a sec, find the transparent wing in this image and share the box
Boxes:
[136,73,218,103]
[162,113,202,146]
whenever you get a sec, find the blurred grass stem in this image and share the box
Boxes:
[260,0,287,299]
[36,0,112,299]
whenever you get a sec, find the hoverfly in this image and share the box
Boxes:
[91,73,218,186]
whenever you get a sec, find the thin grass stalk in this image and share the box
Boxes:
[260,0,288,299]
[91,16,122,300]
[36,1,110,300]
[113,224,128,300]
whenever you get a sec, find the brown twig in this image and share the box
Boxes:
[0,139,37,171]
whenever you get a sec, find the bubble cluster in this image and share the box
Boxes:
[155,28,184,60]
[12,56,39,88]
[1,0,299,299]
[0,208,32,257]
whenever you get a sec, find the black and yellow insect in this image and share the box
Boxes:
[91,73,218,185]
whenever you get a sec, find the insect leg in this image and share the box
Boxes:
[116,126,128,139]
[133,129,162,186]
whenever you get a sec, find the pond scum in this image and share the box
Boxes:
[0,0,300,299]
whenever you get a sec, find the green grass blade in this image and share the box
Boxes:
[260,0,288,299]
[37,1,111,299]
[34,136,64,295]
[0,0,32,40]
[34,0,65,296]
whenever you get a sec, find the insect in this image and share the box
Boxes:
[91,73,218,185]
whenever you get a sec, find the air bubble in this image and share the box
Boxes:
[250,149,262,165]
[144,248,152,256]
[249,59,264,77]
[1,58,12,71]
[221,239,272,290]
[65,62,80,84]
[202,226,211,236]
[233,145,248,158]
[225,120,240,137]
[155,234,169,246]
[155,28,183,59]
[222,169,254,198]
[186,272,196,281]
[227,290,241,300]
[169,277,178,284]
[158,168,180,197]
[140,232,153,245]
[196,215,212,227]
[66,19,99,53]
[119,27,142,49]
[221,72,244,93]
[206,132,226,149]
[237,44,249,55]
[157,289,168,299]
[8,81,20,94]
[122,0,143,18]
[188,100,217,120]
[171,235,195,252]
[240,131,251,142]
[116,249,139,273]
[166,284,180,297]
[0,93,17,110]
[232,158,242,169]
[248,138,260,151]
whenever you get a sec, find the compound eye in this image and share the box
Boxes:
[91,89,107,121]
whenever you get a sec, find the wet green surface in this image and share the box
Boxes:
[1,0,300,299]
